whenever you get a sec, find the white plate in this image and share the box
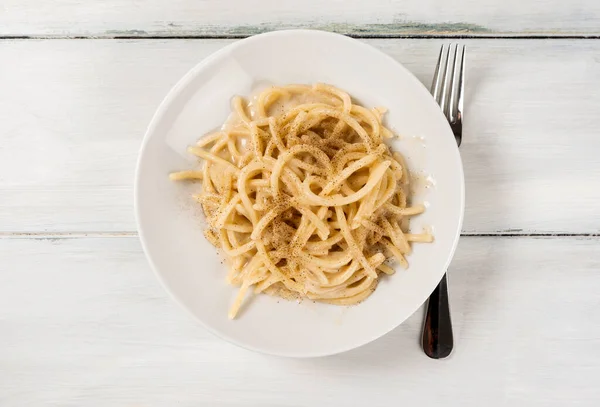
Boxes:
[135,30,464,357]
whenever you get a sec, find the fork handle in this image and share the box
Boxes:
[422,273,453,359]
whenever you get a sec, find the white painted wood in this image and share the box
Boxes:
[0,39,599,234]
[2,0,600,37]
[1,236,598,406]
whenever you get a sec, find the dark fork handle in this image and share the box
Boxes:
[422,273,453,359]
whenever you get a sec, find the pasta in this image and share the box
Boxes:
[170,83,433,319]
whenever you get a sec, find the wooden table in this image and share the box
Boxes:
[2,2,600,406]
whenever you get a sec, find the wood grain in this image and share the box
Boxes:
[0,39,599,234]
[2,0,600,37]
[1,235,598,406]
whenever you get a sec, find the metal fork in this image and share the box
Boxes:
[422,44,465,359]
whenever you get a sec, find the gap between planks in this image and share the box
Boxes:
[2,35,600,40]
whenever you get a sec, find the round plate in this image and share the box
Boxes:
[135,30,464,357]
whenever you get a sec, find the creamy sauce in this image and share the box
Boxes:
[410,172,436,195]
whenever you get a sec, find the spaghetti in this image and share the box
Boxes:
[170,84,433,319]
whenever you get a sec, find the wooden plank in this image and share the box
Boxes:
[1,39,599,234]
[1,235,598,406]
[2,0,600,37]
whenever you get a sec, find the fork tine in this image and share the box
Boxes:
[439,44,455,116]
[457,45,466,121]
[431,45,445,102]
[448,44,462,123]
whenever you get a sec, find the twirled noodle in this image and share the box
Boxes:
[170,83,433,319]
